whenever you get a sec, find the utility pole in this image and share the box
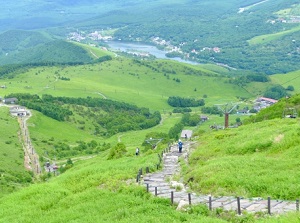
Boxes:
[215,102,239,128]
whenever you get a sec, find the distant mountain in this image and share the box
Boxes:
[0,30,93,65]
[0,30,52,53]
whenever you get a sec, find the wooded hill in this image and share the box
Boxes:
[0,30,95,65]
[1,1,299,74]
[71,0,300,74]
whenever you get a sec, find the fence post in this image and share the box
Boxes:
[297,199,299,211]
[171,191,174,204]
[155,187,158,196]
[188,193,191,205]
[139,168,143,176]
[268,197,271,215]
[158,153,161,161]
[237,197,241,215]
[146,184,149,192]
[136,174,140,183]
[146,166,149,173]
[209,196,212,211]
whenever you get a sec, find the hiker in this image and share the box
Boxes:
[135,147,140,156]
[178,139,183,153]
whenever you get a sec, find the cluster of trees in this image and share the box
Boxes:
[168,113,200,140]
[59,76,70,81]
[168,96,205,107]
[181,113,200,126]
[46,140,111,159]
[172,108,192,113]
[108,143,127,160]
[9,93,161,136]
[263,85,289,100]
[93,55,112,63]
[6,93,72,121]
[201,106,223,116]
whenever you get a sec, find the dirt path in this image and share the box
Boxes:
[18,112,41,175]
[90,50,99,59]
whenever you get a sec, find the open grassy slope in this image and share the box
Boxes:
[1,109,300,222]
[270,69,300,94]
[0,107,32,198]
[247,25,300,45]
[0,52,252,111]
[0,149,226,223]
[186,117,300,200]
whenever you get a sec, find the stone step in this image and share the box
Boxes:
[139,146,298,215]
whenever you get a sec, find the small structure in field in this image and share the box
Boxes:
[9,106,29,117]
[3,98,18,104]
[181,130,193,139]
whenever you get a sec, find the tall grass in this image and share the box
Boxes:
[0,151,225,223]
[186,118,300,200]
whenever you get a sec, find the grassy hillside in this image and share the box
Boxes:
[0,30,97,65]
[0,107,32,198]
[1,106,300,222]
[186,118,300,200]
[270,69,300,94]
[247,25,300,45]
[0,150,226,223]
[0,53,253,110]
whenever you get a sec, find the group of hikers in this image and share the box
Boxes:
[135,138,184,156]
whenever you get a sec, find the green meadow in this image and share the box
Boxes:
[270,69,300,94]
[0,53,252,111]
[247,25,300,45]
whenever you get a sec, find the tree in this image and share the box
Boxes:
[286,85,294,91]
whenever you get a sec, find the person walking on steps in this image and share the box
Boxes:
[178,139,183,153]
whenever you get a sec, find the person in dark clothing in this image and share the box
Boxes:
[178,140,183,153]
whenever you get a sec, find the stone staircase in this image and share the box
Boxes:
[141,142,298,214]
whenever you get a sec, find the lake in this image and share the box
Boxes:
[106,41,199,65]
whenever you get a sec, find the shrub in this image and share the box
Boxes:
[108,143,127,160]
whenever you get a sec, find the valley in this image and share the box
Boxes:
[0,0,300,222]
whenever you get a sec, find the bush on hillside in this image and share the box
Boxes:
[168,96,205,107]
[263,85,288,100]
[108,143,127,160]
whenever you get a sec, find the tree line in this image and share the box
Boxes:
[168,96,205,107]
